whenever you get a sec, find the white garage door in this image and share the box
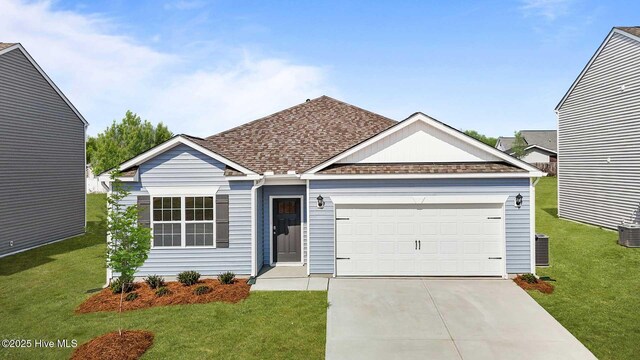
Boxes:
[336,204,504,276]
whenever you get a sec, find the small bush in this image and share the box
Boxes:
[155,286,171,297]
[193,285,211,295]
[520,273,538,284]
[144,275,165,289]
[177,271,201,286]
[110,275,134,294]
[218,271,236,285]
[125,292,139,301]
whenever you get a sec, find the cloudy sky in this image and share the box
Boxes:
[1,0,638,136]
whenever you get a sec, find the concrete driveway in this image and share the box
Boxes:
[326,279,596,360]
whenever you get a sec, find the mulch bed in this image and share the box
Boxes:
[76,279,251,313]
[514,275,555,294]
[71,330,154,360]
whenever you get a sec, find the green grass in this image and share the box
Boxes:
[0,194,327,360]
[532,177,640,360]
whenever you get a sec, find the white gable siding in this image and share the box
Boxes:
[337,121,500,164]
[521,149,551,164]
[558,32,640,229]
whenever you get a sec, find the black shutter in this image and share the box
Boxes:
[137,196,151,228]
[216,194,229,248]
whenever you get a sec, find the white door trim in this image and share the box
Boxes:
[269,195,305,266]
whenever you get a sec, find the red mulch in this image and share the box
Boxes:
[71,330,154,360]
[514,276,555,294]
[76,279,251,313]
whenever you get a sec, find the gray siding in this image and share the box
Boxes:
[117,144,253,276]
[0,48,85,256]
[258,185,307,266]
[308,178,531,274]
[558,32,640,229]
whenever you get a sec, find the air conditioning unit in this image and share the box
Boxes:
[618,223,640,248]
[535,234,549,266]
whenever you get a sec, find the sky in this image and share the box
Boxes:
[1,0,638,137]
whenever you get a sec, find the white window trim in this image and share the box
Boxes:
[149,187,220,249]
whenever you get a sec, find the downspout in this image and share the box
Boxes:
[250,176,266,277]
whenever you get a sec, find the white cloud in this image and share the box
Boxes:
[0,0,332,135]
[520,0,573,20]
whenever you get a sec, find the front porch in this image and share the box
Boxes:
[251,265,329,291]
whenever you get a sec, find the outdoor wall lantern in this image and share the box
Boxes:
[317,195,325,209]
[515,193,523,208]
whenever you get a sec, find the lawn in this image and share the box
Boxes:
[0,194,327,360]
[532,177,640,360]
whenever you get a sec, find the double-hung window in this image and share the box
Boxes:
[153,197,182,247]
[149,187,219,248]
[185,196,214,247]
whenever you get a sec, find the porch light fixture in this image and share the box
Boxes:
[515,193,523,208]
[317,195,325,209]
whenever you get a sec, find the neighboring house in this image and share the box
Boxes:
[101,96,544,280]
[86,165,107,194]
[495,130,557,164]
[0,43,88,257]
[556,27,640,229]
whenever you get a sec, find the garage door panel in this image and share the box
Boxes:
[336,204,504,277]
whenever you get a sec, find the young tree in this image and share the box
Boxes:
[106,171,152,335]
[510,131,528,159]
[463,130,498,147]
[88,111,173,174]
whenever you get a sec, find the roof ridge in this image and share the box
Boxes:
[205,95,395,140]
[318,95,397,124]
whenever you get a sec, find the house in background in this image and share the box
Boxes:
[0,43,88,257]
[556,27,640,229]
[102,96,544,282]
[496,130,557,165]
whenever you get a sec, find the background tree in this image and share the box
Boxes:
[464,129,498,147]
[510,131,528,159]
[87,111,173,174]
[106,171,152,334]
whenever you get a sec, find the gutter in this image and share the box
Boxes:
[250,176,266,277]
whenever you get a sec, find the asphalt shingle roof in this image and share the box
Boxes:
[318,162,525,175]
[617,27,640,37]
[0,42,17,51]
[520,130,557,151]
[187,96,397,174]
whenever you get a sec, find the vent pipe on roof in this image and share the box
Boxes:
[305,99,310,102]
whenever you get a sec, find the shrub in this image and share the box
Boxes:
[520,273,538,284]
[193,285,211,295]
[144,275,165,289]
[110,275,134,294]
[155,286,171,297]
[125,292,138,301]
[177,271,201,286]
[217,271,236,285]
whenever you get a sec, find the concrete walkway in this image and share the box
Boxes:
[326,279,596,360]
[250,265,329,291]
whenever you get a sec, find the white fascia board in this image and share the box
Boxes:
[305,113,542,175]
[0,44,89,126]
[146,186,220,196]
[226,175,263,181]
[555,28,640,111]
[524,145,557,154]
[116,136,257,176]
[301,172,545,180]
[331,195,509,205]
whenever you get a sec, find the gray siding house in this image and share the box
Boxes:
[0,43,88,257]
[496,130,557,165]
[556,27,640,229]
[103,96,544,280]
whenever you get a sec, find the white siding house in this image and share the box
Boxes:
[556,27,640,229]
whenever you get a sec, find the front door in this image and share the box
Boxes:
[273,198,302,263]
